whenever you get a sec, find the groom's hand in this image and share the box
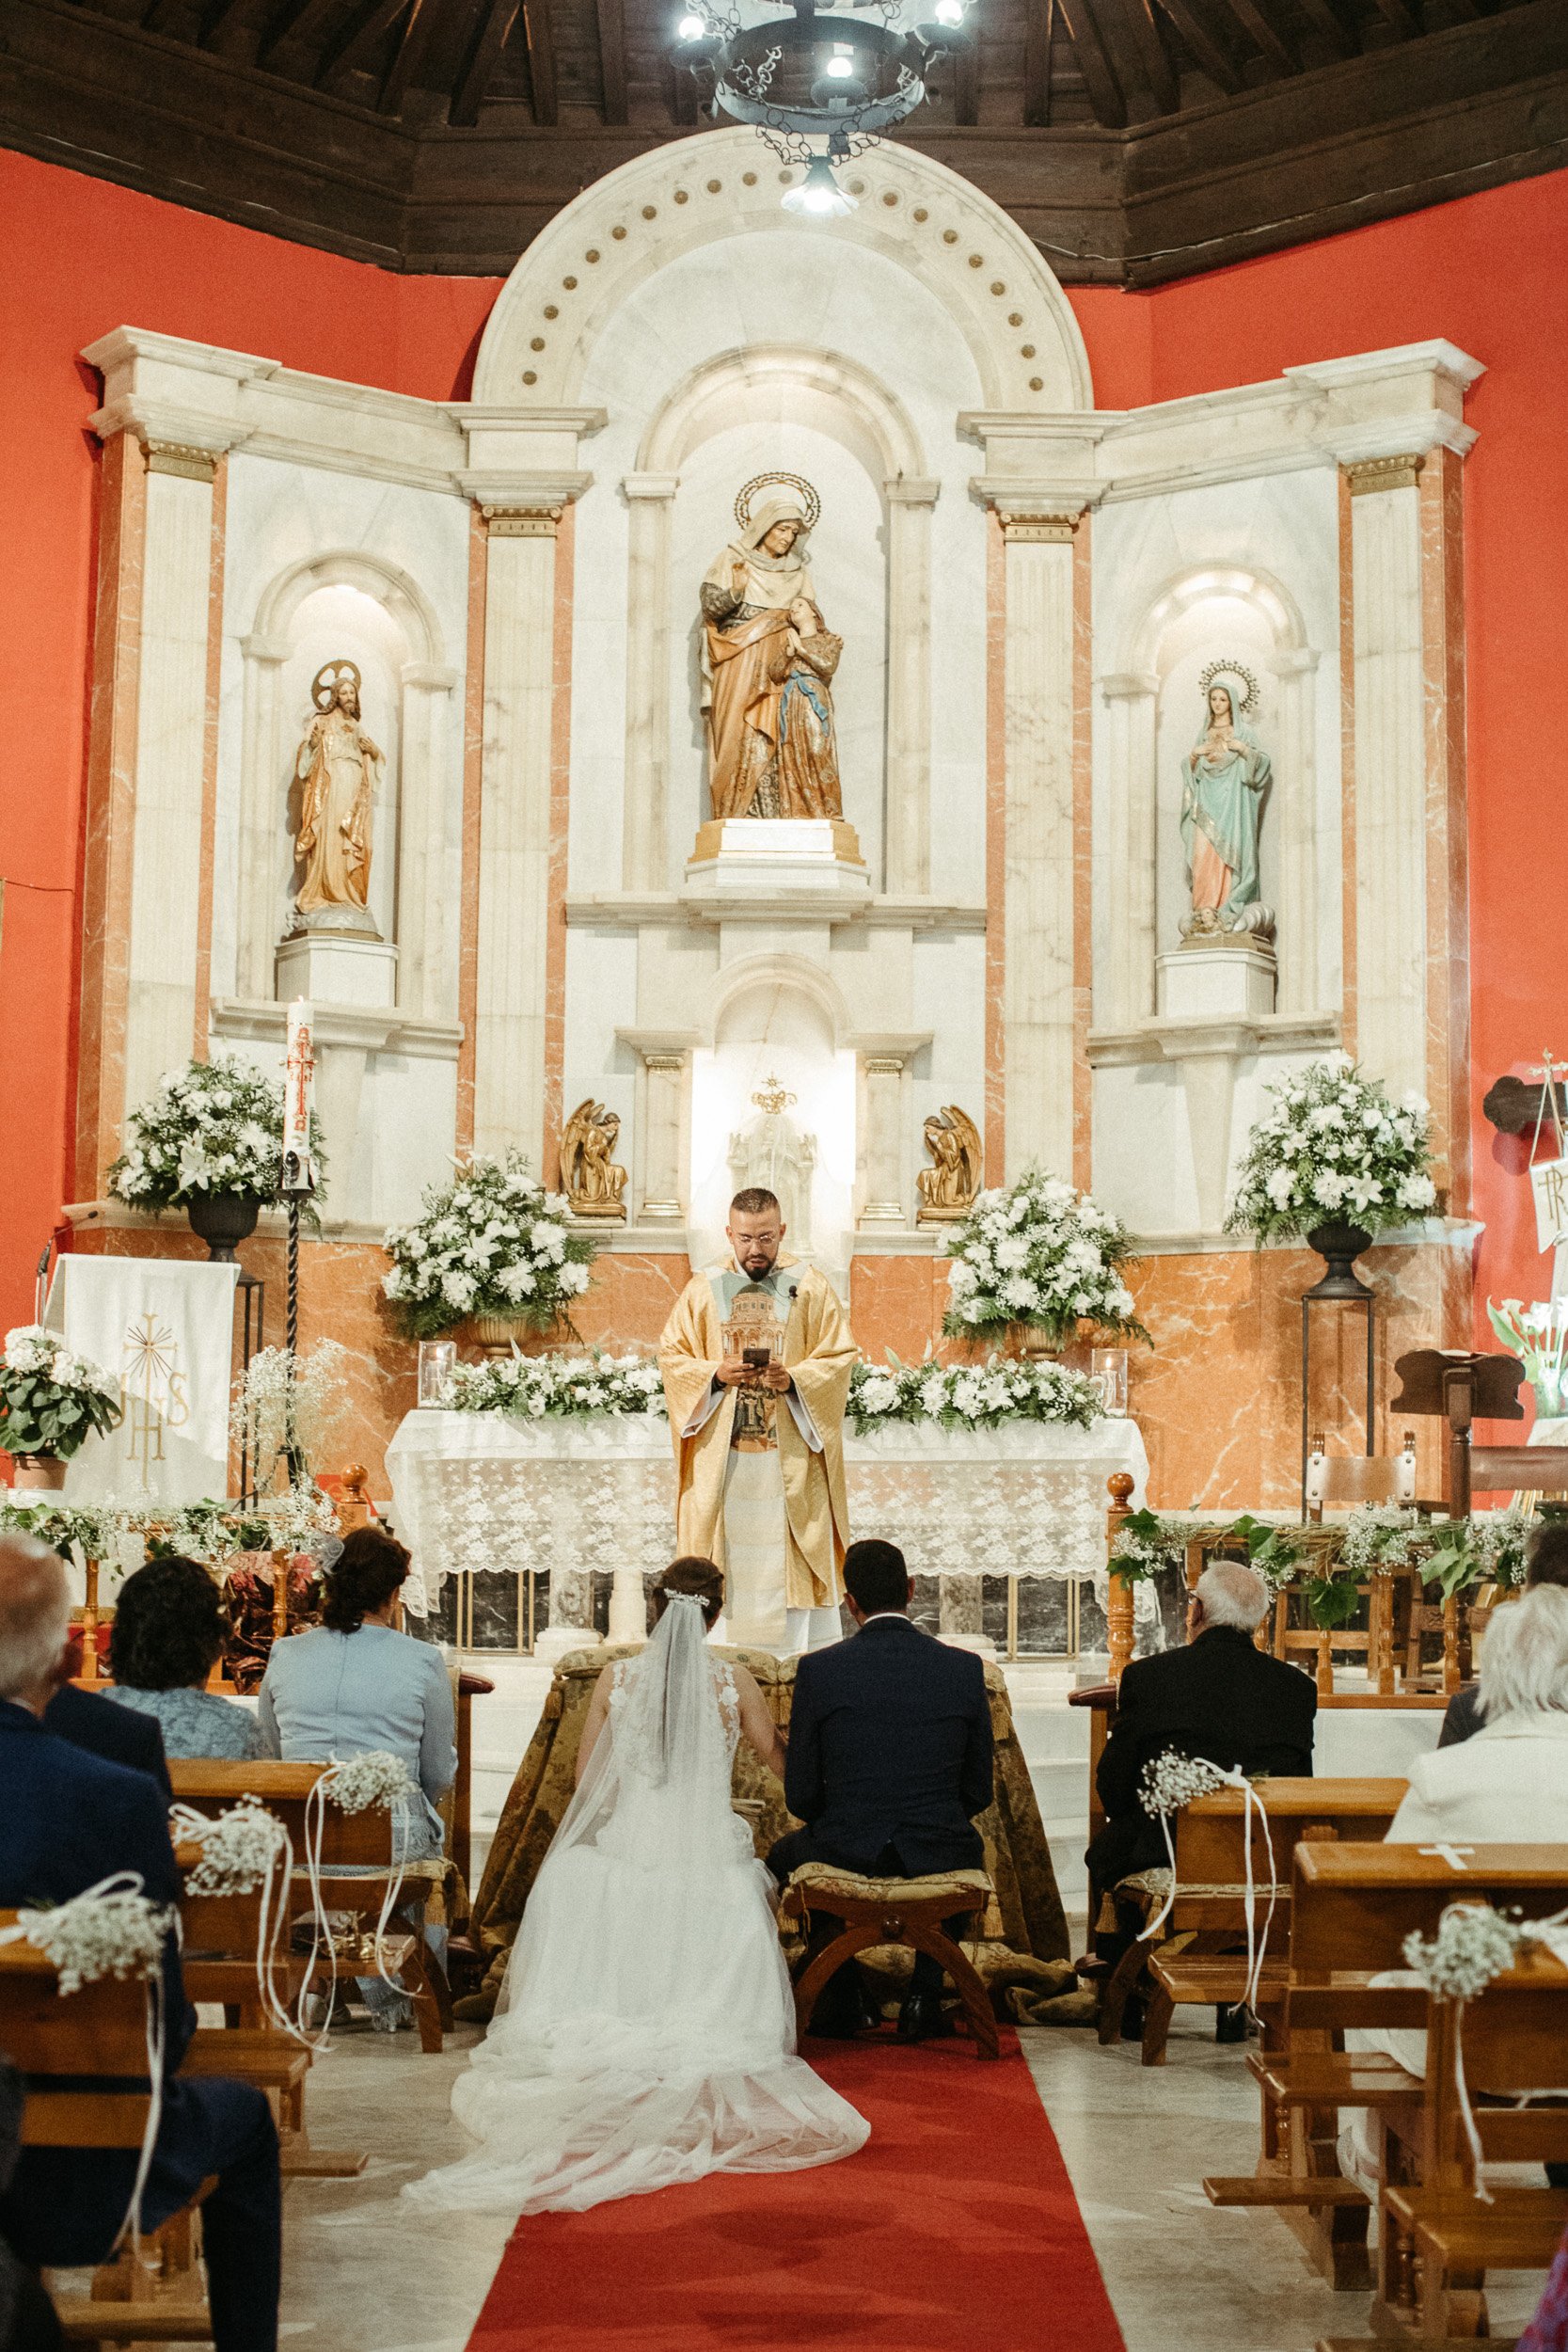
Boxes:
[757,1362,792,1395]
[716,1356,753,1388]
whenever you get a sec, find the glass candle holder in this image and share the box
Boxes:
[418,1340,457,1408]
[1091,1346,1129,1417]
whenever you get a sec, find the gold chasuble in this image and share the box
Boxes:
[657,1260,854,1645]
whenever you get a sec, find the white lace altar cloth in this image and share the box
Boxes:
[384,1408,1148,1620]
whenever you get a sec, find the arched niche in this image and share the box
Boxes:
[1098,562,1325,1029]
[472,128,1091,418]
[234,550,457,1016]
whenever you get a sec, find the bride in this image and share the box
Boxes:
[404,1557,868,2215]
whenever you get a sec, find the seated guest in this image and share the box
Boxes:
[1088,1558,1317,1886]
[42,1668,170,1800]
[0,1532,279,2352]
[1439,1521,1568,1746]
[103,1557,262,1761]
[768,1537,994,2042]
[259,1526,455,2030]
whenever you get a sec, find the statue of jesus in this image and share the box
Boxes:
[293,660,384,929]
[700,476,844,822]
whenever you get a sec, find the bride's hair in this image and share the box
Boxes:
[653,1557,724,1630]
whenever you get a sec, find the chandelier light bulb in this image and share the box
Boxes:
[934,1,965,25]
[676,12,707,37]
[824,51,854,75]
[780,154,859,218]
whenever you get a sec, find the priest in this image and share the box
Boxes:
[658,1189,854,1652]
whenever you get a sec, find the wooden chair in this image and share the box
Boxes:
[780,1865,1000,2058]
[1124,1779,1407,2065]
[0,1932,215,2347]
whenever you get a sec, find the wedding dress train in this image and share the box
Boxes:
[404,1595,868,2215]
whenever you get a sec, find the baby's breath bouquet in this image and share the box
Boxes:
[108,1054,325,1215]
[1227,1056,1435,1244]
[382,1154,596,1341]
[941,1170,1148,1348]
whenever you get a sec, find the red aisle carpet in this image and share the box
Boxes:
[465,2029,1127,2352]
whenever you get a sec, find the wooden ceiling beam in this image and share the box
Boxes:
[1022,0,1054,122]
[1368,0,1423,35]
[1291,0,1357,55]
[378,0,433,110]
[1150,0,1243,87]
[449,0,521,121]
[518,0,557,122]
[198,0,254,45]
[594,0,627,124]
[256,0,341,68]
[1056,0,1129,123]
[1107,0,1179,112]
[315,0,412,85]
[1210,0,1297,72]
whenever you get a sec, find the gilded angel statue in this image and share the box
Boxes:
[916,1105,982,1222]
[561,1100,627,1219]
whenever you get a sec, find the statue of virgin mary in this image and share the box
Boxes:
[1179,670,1274,941]
[699,475,844,822]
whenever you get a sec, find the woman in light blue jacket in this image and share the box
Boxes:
[260,1524,455,2031]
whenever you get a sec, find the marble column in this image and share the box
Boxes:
[396,660,461,1019]
[124,441,224,1119]
[1346,456,1426,1104]
[883,478,941,896]
[621,472,679,891]
[236,633,291,1002]
[473,497,569,1165]
[638,1051,688,1223]
[997,505,1082,1179]
[1098,672,1159,1030]
[1268,646,1322,1017]
[858,1054,908,1227]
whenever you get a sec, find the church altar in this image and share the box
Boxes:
[384,1407,1148,1658]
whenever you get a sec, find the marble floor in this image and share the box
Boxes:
[271,2006,1550,2351]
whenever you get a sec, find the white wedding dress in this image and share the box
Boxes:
[404,1594,868,2215]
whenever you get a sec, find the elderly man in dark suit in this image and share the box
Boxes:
[0,1534,280,2352]
[768,1537,994,2043]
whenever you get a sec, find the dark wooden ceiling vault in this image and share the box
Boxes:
[3,0,1567,278]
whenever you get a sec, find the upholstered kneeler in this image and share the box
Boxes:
[781,1865,1001,2058]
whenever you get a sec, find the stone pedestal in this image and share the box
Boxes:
[685,818,870,905]
[1156,942,1276,1021]
[276,931,398,1009]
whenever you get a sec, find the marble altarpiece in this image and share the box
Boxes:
[67,130,1481,1599]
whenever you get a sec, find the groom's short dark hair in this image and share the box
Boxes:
[844,1539,909,1615]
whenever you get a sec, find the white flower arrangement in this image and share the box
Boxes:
[107,1053,325,1214]
[321,1752,419,1814]
[1339,1502,1422,1574]
[940,1169,1148,1347]
[382,1152,596,1341]
[1488,1297,1568,1419]
[847,1353,1102,1435]
[0,1326,122,1462]
[1106,1508,1190,1584]
[444,1350,667,1421]
[1227,1055,1435,1244]
[1139,1752,1229,1817]
[3,1879,175,1995]
[1402,1902,1528,2003]
[230,1341,354,1485]
[174,1800,289,1898]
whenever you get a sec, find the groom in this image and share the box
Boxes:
[768,1539,994,2042]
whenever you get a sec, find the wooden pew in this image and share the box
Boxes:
[1126,1779,1407,2064]
[1201,1842,1568,2293]
[0,1931,215,2345]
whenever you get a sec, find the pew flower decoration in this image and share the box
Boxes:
[941,1170,1148,1349]
[175,1800,289,1899]
[445,1350,666,1421]
[848,1354,1103,1435]
[1106,1508,1188,1584]
[1227,1056,1435,1243]
[107,1053,326,1215]
[3,1878,175,1996]
[320,1752,418,1813]
[383,1153,596,1341]
[0,1327,122,1463]
[1139,1752,1229,1817]
[1402,1902,1527,2003]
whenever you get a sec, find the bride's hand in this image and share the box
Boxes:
[734,1664,789,1780]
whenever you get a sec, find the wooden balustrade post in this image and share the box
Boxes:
[79,1558,100,1684]
[1371,1566,1396,1695]
[271,1547,291,1652]
[1105,1472,1136,1686]
[1440,1589,1463,1695]
[1315,1629,1334,1699]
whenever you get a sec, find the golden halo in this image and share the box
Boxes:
[311,659,362,713]
[1197,659,1259,717]
[734,471,821,536]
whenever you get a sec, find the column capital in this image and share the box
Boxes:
[463,470,593,533]
[241,633,293,666]
[616,1026,701,1062]
[1268,646,1322,677]
[88,395,253,468]
[1099,671,1159,703]
[622,471,681,502]
[401,661,460,692]
[1344,453,1426,497]
[883,477,942,508]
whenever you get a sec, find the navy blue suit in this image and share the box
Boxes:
[0,1702,279,2352]
[43,1680,171,1800]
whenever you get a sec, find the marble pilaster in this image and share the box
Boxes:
[858,1053,909,1228]
[621,472,679,892]
[235,633,291,1001]
[883,477,941,895]
[396,660,461,1020]
[1268,645,1322,1017]
[1098,671,1158,1031]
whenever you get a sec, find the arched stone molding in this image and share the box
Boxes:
[471,128,1091,419]
[622,347,937,893]
[237,551,457,1017]
[1100,562,1323,1029]
[705,950,856,1051]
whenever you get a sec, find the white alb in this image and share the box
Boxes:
[404,1594,868,2214]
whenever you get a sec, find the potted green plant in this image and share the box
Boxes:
[941,1168,1148,1355]
[0,1327,122,1489]
[382,1152,596,1345]
[107,1054,326,1258]
[1226,1055,1436,1295]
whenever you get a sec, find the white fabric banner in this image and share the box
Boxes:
[46,1257,240,1504]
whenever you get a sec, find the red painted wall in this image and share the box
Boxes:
[1,144,1561,1345]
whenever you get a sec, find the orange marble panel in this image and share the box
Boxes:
[851,1253,950,1363]
[983,510,1006,1182]
[455,502,487,1157]
[191,453,227,1062]
[566,1251,691,1351]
